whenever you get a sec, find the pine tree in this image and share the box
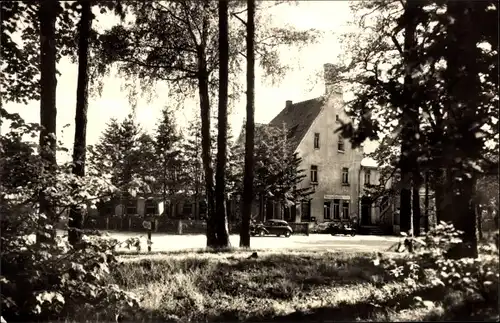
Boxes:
[89,113,143,190]
[153,106,183,215]
[178,119,217,219]
[238,125,313,221]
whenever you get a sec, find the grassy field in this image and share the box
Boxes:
[61,249,499,322]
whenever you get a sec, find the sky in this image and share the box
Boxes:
[3,1,376,162]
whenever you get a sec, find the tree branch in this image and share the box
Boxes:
[231,12,247,26]
[391,34,404,56]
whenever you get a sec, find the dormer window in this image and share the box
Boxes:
[314,133,320,149]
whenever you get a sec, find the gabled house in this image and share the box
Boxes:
[266,63,365,224]
[238,63,403,233]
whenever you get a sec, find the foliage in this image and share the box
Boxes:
[152,106,186,206]
[376,222,499,309]
[336,0,498,255]
[179,118,217,198]
[0,115,142,321]
[94,0,318,104]
[236,124,313,203]
[0,1,126,104]
[87,113,150,195]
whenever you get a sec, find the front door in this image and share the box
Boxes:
[361,196,372,225]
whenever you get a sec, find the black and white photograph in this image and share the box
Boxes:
[1,0,498,322]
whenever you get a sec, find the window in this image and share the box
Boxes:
[183,203,193,217]
[338,135,345,152]
[310,165,318,183]
[342,201,350,219]
[314,133,320,149]
[335,115,340,122]
[127,200,137,215]
[301,201,311,222]
[324,201,331,220]
[145,199,156,215]
[342,167,349,185]
[288,125,299,139]
[364,170,371,185]
[333,199,340,219]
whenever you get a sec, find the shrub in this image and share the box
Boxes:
[0,207,143,322]
[374,222,499,316]
[0,114,143,322]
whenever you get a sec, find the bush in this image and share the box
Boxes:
[374,222,499,317]
[0,206,142,322]
[0,114,143,322]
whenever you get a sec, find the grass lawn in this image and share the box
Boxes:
[67,249,498,322]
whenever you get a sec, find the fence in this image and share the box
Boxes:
[80,216,310,235]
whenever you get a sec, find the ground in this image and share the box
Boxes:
[73,231,401,253]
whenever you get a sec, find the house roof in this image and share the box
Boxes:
[236,122,268,144]
[268,97,324,151]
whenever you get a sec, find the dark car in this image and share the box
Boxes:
[327,222,356,237]
[250,219,293,237]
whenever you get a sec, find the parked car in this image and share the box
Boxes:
[326,222,357,237]
[250,219,293,237]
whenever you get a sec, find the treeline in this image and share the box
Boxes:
[86,111,313,220]
[336,0,498,258]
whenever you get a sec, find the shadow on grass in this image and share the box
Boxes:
[104,251,417,323]
[231,286,445,323]
[113,252,397,292]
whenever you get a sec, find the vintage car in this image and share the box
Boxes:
[326,222,357,237]
[250,219,293,237]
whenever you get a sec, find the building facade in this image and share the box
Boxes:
[260,63,365,224]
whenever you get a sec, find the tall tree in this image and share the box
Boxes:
[336,0,497,257]
[88,114,143,189]
[37,0,59,244]
[97,1,317,247]
[398,0,422,235]
[238,124,313,220]
[68,0,92,247]
[240,0,256,248]
[214,0,231,248]
[440,0,495,258]
[153,106,183,215]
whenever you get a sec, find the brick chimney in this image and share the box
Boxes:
[324,63,342,96]
[285,100,293,108]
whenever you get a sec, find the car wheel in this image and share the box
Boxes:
[284,231,291,238]
[351,232,356,237]
[277,234,281,237]
[259,230,265,237]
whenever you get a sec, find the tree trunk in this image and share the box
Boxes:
[240,0,256,248]
[214,0,230,248]
[433,169,446,224]
[37,0,59,244]
[196,0,217,248]
[398,1,420,236]
[424,171,430,232]
[443,1,482,258]
[477,205,483,241]
[68,0,92,247]
[198,74,216,247]
[412,173,422,237]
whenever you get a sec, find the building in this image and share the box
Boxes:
[243,63,394,230]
